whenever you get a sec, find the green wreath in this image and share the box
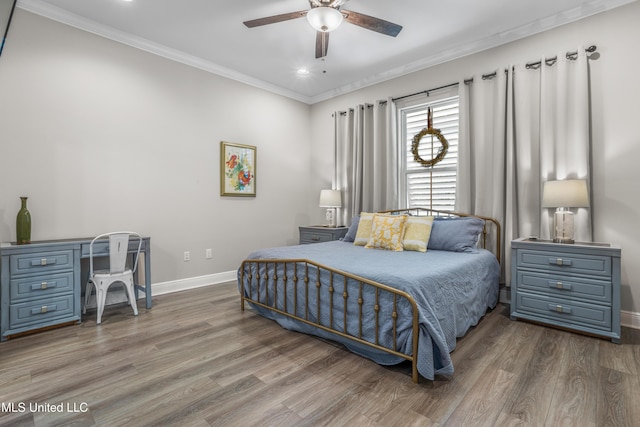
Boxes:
[411,127,449,167]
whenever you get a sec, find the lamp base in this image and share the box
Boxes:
[553,209,575,244]
[325,208,335,228]
[552,237,575,244]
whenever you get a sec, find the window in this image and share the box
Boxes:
[398,93,459,211]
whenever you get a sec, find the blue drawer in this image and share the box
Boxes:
[10,272,75,301]
[300,231,334,244]
[9,294,75,328]
[515,292,611,331]
[80,239,144,258]
[10,250,74,275]
[516,270,611,304]
[517,249,611,278]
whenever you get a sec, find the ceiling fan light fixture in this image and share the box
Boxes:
[306,7,343,32]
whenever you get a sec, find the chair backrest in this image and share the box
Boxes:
[108,233,130,274]
[89,231,142,276]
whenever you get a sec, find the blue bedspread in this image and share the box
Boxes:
[238,240,499,380]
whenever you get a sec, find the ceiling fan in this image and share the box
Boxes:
[243,0,403,59]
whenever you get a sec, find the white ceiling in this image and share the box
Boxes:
[17,0,637,104]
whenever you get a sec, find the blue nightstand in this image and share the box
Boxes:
[510,237,621,343]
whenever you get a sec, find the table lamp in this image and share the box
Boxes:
[542,179,589,244]
[319,189,341,227]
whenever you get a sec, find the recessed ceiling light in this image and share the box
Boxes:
[297,68,310,75]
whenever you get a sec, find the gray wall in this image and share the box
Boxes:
[310,2,640,318]
[0,10,314,284]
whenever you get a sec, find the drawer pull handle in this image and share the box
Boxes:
[549,281,572,291]
[31,282,58,291]
[548,257,573,267]
[31,258,57,267]
[548,304,572,315]
[31,304,57,315]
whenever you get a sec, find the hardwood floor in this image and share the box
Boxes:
[1,282,639,426]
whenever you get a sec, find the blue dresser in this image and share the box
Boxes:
[510,237,621,343]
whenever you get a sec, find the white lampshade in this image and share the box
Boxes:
[306,7,343,32]
[319,189,342,207]
[542,179,589,208]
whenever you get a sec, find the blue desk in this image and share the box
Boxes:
[0,236,151,341]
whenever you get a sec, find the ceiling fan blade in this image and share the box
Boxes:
[342,10,402,37]
[315,31,330,58]
[243,10,307,28]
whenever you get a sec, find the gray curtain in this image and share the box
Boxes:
[457,68,509,259]
[459,46,593,284]
[335,99,398,226]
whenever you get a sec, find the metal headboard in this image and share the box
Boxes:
[378,208,501,264]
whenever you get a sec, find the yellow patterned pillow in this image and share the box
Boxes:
[403,215,434,252]
[365,214,408,251]
[353,212,374,246]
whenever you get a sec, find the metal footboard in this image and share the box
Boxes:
[239,259,421,383]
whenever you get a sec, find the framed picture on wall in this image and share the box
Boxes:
[220,141,256,197]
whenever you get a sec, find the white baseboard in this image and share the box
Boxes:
[621,310,640,330]
[151,270,237,296]
[500,287,640,330]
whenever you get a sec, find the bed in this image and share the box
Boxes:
[237,209,501,382]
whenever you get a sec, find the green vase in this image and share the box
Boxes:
[16,196,31,245]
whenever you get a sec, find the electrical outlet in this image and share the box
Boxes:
[183,251,190,262]
[205,248,212,259]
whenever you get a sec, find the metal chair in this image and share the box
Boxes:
[83,231,142,324]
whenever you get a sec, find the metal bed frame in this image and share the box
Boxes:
[239,208,501,383]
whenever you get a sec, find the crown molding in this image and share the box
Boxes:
[17,0,314,104]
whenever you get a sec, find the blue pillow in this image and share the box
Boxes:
[427,216,484,252]
[342,215,360,242]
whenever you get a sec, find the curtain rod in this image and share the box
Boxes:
[464,45,598,83]
[334,45,598,115]
[392,82,459,102]
[391,45,597,98]
[524,44,596,69]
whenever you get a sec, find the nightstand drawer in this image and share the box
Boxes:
[10,250,74,275]
[9,294,75,328]
[10,272,75,301]
[517,249,611,278]
[516,292,611,331]
[299,226,348,244]
[300,231,333,244]
[516,270,611,304]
